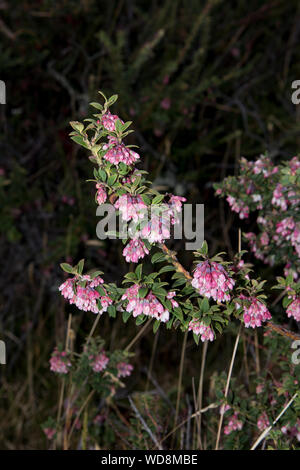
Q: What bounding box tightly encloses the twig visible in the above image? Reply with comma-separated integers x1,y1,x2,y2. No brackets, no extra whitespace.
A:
250,393,298,450
197,341,208,449
159,402,219,446
124,319,152,352
172,330,188,448
215,325,242,450
129,396,163,450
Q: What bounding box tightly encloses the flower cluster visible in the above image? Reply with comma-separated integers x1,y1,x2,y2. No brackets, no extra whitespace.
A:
89,352,109,373
59,275,112,315
117,362,134,378
140,213,171,244
166,291,179,309
215,154,300,316
188,319,215,342
115,194,147,223
226,195,249,219
101,110,121,132
103,136,140,166
192,260,235,302
237,296,272,329
167,195,186,224
281,420,300,442
43,427,56,440
122,238,149,263
224,413,243,435
286,297,300,322
121,284,169,323
257,412,270,431
95,183,107,205
49,348,71,374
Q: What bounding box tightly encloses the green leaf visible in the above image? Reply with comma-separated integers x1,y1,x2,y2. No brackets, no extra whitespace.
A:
107,174,118,186
122,311,131,323
60,263,75,274
193,333,200,345
107,94,118,106
136,315,146,325
153,320,160,333
201,240,208,255
152,194,165,205
90,102,103,110
76,259,85,275
98,169,107,182
70,135,90,149
141,194,151,205
173,307,183,322
135,264,143,280
138,287,148,298
124,272,138,281
172,277,187,287
90,270,103,279
151,252,166,264
158,265,175,275
115,119,123,134
107,305,116,318
200,297,210,313
70,121,84,133
95,286,107,296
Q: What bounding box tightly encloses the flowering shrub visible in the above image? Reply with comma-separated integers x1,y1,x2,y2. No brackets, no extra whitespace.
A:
48,92,300,450
214,153,300,329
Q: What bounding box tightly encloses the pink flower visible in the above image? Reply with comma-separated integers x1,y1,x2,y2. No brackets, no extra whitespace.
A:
260,231,269,247
115,194,147,223
188,319,215,342
224,413,243,435
244,232,266,262
252,155,278,177
122,285,169,323
123,239,149,263
103,137,139,166
284,263,298,281
50,348,71,374
257,412,270,431
140,213,170,243
219,404,231,415
166,291,179,308
240,297,272,328
167,195,186,224
275,217,295,240
291,224,300,257
96,183,107,205
192,260,235,302
226,195,249,219
160,97,171,110
286,298,300,322
281,420,300,442
59,275,112,315
256,384,264,394
117,362,133,378
101,111,122,132
289,156,300,175
89,352,109,372
43,427,56,440
272,184,287,210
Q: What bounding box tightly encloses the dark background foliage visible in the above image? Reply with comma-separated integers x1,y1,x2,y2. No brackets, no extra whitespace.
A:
0,0,299,448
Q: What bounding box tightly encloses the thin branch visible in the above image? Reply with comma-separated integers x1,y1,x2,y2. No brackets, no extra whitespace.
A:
215,325,242,450
250,393,298,450
129,396,163,450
